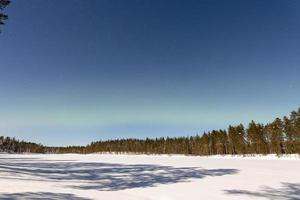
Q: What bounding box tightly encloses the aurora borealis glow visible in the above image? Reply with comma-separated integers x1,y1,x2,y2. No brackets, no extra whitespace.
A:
1,0,300,145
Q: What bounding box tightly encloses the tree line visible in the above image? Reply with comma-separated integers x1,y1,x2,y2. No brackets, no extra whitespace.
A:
1,108,300,155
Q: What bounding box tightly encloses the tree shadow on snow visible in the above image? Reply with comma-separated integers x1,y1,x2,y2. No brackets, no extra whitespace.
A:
0,156,239,191
0,192,91,200
224,182,300,200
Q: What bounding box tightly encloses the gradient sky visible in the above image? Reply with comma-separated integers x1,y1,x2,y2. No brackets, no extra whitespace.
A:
0,0,300,146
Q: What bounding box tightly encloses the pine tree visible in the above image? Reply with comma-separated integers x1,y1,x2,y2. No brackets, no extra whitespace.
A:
228,124,246,154
284,116,295,153
289,109,300,153
265,118,285,154
0,0,10,28
247,121,268,154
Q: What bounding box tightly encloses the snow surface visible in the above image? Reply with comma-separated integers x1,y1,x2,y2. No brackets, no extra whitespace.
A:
0,153,299,200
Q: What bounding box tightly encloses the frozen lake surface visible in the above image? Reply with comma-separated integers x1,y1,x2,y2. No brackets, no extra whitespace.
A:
0,153,299,200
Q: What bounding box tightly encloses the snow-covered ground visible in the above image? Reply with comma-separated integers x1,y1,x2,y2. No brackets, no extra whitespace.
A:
0,153,299,200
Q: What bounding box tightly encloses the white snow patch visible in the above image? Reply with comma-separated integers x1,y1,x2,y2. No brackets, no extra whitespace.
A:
0,153,299,199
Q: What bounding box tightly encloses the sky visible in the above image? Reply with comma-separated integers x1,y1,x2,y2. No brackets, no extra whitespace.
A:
0,0,300,146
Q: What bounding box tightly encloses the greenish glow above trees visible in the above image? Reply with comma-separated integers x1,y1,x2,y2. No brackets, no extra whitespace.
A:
1,108,300,155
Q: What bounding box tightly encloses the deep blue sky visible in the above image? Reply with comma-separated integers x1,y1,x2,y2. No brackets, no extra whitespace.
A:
1,0,300,146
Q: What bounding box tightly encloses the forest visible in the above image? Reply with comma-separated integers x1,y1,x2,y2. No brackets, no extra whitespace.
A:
1,108,300,155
